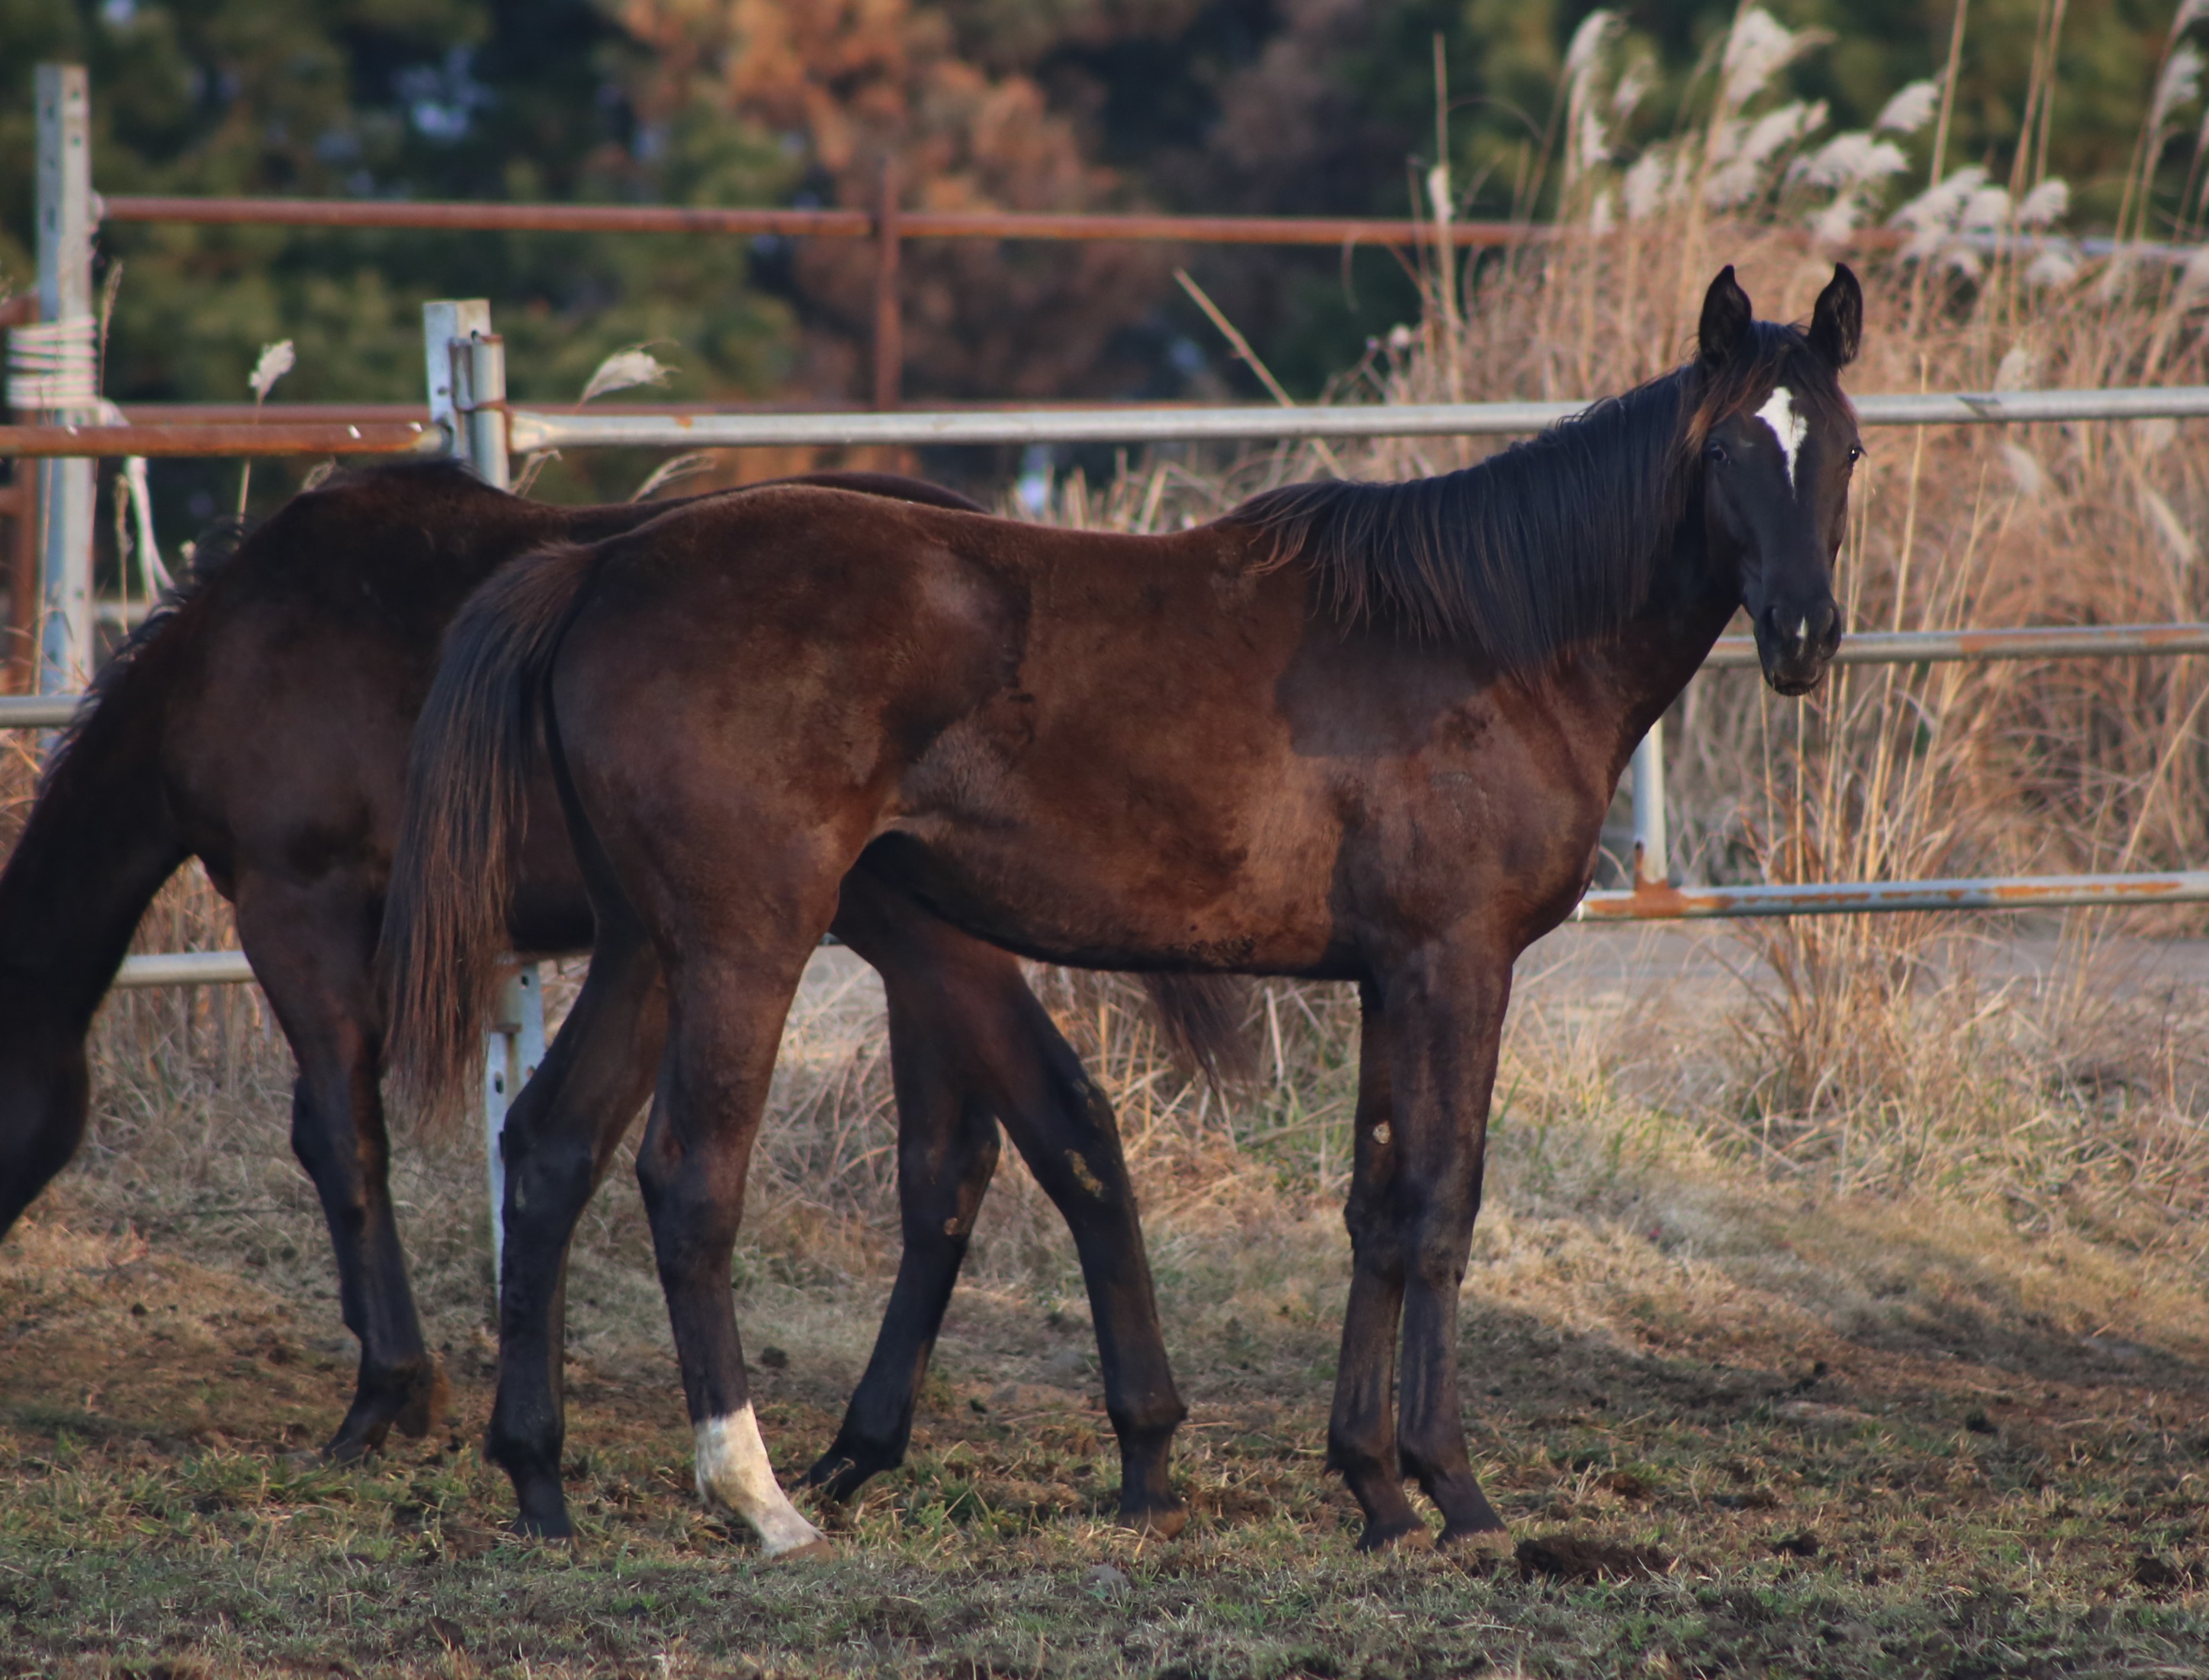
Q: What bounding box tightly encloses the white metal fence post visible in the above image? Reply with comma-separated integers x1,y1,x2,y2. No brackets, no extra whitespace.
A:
423,299,535,1296
1630,728,1668,889
33,65,95,703
480,967,545,1294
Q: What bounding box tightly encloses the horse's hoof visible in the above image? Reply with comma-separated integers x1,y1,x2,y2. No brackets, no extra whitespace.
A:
1119,1501,1187,1541
394,1363,451,1439
1356,1520,1435,1554
320,1430,380,1466
801,1450,881,1504
1438,1519,1511,1554
768,1536,834,1563
512,1511,576,1541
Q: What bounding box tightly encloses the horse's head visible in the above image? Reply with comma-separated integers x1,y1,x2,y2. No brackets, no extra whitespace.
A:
1693,264,1861,696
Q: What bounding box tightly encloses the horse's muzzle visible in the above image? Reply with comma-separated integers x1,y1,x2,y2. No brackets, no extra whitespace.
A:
1755,599,1842,696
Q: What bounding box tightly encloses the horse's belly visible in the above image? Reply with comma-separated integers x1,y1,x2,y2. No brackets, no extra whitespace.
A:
876,735,1336,971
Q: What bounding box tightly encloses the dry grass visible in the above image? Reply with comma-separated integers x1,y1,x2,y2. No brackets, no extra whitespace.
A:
11,921,2209,1675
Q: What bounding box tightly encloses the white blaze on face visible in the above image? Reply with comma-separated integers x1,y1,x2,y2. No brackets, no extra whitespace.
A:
694,1405,824,1557
1754,384,1807,491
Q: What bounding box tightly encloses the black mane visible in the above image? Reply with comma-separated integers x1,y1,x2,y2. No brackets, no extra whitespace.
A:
1228,321,1850,669
37,514,257,791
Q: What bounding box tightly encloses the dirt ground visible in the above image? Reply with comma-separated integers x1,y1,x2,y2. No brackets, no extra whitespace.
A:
5,927,2209,1676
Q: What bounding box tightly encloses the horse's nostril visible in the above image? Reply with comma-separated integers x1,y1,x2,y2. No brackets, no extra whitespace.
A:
1807,599,1841,651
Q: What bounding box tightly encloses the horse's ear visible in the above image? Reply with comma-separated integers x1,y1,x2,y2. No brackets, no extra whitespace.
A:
1807,263,1863,369
1699,266,1754,367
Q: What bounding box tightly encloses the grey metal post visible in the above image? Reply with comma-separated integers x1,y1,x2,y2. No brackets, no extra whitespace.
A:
480,967,545,1296
1630,728,1668,889
34,65,95,698
425,300,534,1293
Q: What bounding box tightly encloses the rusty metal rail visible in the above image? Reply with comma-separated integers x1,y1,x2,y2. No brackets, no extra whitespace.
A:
1,623,2198,743
88,867,2209,992
0,420,441,458
99,193,1534,249
98,870,2209,988
15,603,2209,944
1578,870,2209,921
1703,622,2209,667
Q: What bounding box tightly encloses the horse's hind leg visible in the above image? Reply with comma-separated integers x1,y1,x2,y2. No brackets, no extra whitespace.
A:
233,876,443,1459
980,990,1186,1532
801,891,1002,1503
485,926,666,1537
805,875,1187,1534
638,933,831,1557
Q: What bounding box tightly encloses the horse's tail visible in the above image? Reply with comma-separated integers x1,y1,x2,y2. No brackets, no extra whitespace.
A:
381,541,601,1128
1141,975,1257,1090
0,586,202,1234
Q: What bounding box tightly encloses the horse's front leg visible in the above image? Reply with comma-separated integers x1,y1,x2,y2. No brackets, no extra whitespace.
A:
1327,982,1423,1549
1385,939,1511,1549
233,875,445,1460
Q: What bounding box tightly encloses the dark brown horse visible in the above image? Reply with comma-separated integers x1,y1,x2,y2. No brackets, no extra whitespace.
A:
0,462,1226,1544
386,265,1861,1552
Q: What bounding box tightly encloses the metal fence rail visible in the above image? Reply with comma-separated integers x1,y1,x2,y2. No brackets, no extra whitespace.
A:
1578,871,2209,922
113,950,256,988
1701,623,2209,668
9,624,2202,739
98,193,1540,250
0,420,441,458
11,384,2209,459
500,385,2209,451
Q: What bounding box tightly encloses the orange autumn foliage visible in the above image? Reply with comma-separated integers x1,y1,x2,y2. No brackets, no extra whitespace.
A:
618,0,1170,400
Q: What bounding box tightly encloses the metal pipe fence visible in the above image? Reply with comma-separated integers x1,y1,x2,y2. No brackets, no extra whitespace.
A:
19,62,2209,1326
7,59,2209,987
11,384,2209,459
97,192,1542,249
0,420,440,458
1578,872,2209,922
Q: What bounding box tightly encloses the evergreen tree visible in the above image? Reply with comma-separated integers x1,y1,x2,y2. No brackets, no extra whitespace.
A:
1,0,796,521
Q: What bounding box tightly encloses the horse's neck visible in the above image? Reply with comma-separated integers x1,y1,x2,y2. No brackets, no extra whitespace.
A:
1562,543,1738,783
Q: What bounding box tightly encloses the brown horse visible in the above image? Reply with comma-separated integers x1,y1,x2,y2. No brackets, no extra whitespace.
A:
0,462,1227,1541
386,265,1860,1553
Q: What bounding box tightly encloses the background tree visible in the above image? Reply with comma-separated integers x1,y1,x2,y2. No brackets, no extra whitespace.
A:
0,0,795,524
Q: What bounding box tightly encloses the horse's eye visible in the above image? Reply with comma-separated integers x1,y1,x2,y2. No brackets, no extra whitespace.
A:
1847,443,1864,463
1704,441,1729,465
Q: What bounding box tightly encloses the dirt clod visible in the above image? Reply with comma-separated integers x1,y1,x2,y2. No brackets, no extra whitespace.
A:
2130,1553,2198,1594
1515,1534,1671,1582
